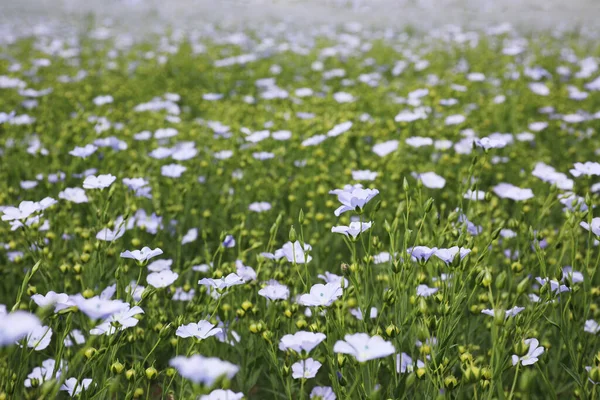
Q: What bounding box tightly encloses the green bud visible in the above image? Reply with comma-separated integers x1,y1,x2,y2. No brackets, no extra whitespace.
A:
288,226,297,242
111,361,125,374
145,367,158,380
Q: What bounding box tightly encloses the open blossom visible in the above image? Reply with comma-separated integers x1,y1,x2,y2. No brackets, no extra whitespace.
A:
31,291,70,310
182,228,198,244
292,358,322,379
69,144,97,158
120,247,163,262
263,241,313,264
298,283,343,307
25,359,66,388
512,338,545,366
415,172,446,189
434,246,471,264
71,295,128,320
310,386,336,400
169,355,239,385
327,121,352,137
258,281,290,301
199,273,245,290
408,246,438,262
570,162,600,177
60,378,93,397
585,320,600,334
372,140,398,157
199,390,244,400
1,201,41,221
147,270,178,288
334,333,395,362
493,183,534,201
24,325,52,350
481,306,525,319
249,202,272,212
352,170,378,181
176,320,222,340
59,187,89,203
397,353,425,374
0,310,41,347
90,305,144,335
416,285,438,297
476,137,508,150
279,331,326,353
83,174,116,189
333,187,379,216
331,221,372,239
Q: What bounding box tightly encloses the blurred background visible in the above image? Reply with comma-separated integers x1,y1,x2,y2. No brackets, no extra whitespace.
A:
1,0,600,33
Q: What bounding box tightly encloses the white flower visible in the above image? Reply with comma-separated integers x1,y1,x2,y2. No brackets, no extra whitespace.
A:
511,338,545,366
120,247,163,262
415,172,446,189
64,329,85,347
71,295,128,320
169,355,239,385
310,386,336,400
235,260,256,282
0,311,41,347
493,183,534,201
93,94,113,106
248,202,272,212
584,319,600,334
298,283,343,307
280,241,312,264
24,325,52,350
333,333,395,362
372,140,398,157
147,270,178,288
331,221,372,239
258,281,290,301
161,164,187,178
69,144,97,158
25,359,66,388
416,285,438,297
1,201,41,221
59,188,89,203
397,353,425,374
182,228,198,244
352,170,378,181
279,331,326,353
476,137,507,150
481,306,525,319
90,305,144,335
147,259,173,272
83,174,116,190
176,320,222,340
31,291,72,312
327,121,352,137
292,358,322,379
199,389,244,400
199,273,245,290
571,162,600,178
60,378,93,397
334,187,379,216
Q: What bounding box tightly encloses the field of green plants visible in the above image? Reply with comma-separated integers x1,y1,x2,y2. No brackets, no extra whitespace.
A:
1,16,600,400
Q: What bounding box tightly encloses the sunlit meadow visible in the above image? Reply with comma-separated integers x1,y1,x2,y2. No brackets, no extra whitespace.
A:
1,1,600,399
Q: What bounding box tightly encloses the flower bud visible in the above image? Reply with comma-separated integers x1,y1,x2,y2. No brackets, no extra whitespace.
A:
111,361,125,375
133,388,144,398
288,226,297,242
444,375,458,390
145,367,158,380
126,369,136,381
385,324,400,338
84,347,97,360
516,277,530,294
